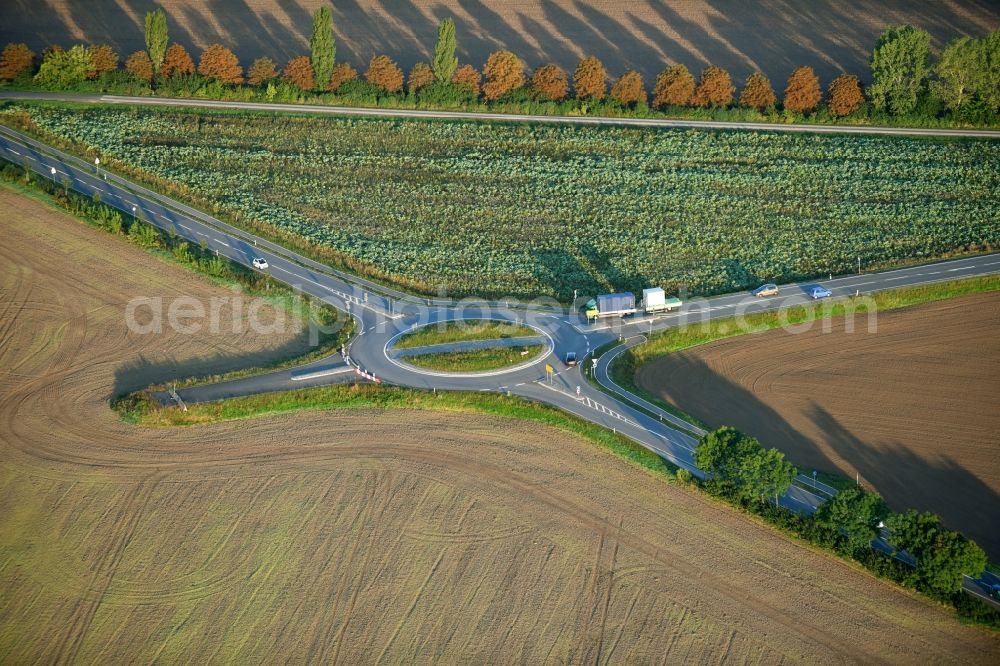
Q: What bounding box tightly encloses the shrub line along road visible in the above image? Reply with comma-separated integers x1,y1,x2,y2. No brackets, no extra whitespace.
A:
4,91,1000,138
2,117,999,606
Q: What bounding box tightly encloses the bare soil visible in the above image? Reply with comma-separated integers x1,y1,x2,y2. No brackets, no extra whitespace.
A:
2,187,999,662
5,1,998,88
637,293,1000,560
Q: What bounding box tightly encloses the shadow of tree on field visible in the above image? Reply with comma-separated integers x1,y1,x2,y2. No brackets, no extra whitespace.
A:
6,1,1000,88
637,347,1000,561
111,324,334,400
806,403,1000,562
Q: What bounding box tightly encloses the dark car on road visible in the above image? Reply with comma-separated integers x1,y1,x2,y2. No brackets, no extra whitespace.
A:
565,351,578,367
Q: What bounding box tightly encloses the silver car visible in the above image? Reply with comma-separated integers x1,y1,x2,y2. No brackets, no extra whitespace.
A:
752,283,779,297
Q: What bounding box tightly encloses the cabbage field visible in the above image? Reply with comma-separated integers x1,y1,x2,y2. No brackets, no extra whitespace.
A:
10,105,1000,299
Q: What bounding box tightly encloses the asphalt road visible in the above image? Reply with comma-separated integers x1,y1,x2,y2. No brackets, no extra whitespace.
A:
4,91,1000,138
2,121,999,607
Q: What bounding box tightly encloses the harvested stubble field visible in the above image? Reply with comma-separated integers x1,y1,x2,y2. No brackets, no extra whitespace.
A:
4,1,999,87
636,292,1000,560
8,104,1000,301
3,189,1000,663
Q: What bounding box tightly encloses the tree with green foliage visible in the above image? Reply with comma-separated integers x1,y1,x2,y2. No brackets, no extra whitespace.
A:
432,17,458,83
310,5,336,91
695,427,762,494
33,44,93,89
931,36,983,113
980,29,1000,112
144,8,168,75
739,447,796,505
886,510,987,598
868,25,931,115
814,487,888,553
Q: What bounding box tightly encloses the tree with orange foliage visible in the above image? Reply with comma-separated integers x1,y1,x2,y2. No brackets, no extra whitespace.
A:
573,55,606,100
611,70,646,106
328,62,357,91
783,66,821,113
827,73,864,116
247,57,277,86
738,71,776,110
365,55,403,93
652,64,694,108
408,62,434,94
451,63,481,97
86,45,118,79
198,44,243,85
125,50,154,83
529,64,568,101
283,56,315,90
483,51,524,101
692,65,735,107
161,43,195,78
0,43,35,81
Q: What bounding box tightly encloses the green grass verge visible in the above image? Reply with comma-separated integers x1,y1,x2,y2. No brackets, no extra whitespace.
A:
403,344,544,372
120,383,679,480
395,319,536,349
610,275,1000,440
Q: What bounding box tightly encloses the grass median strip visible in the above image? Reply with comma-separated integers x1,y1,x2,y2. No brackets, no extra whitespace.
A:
403,344,544,372
395,319,536,348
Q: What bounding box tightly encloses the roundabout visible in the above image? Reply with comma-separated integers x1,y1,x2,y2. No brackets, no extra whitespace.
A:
382,317,555,378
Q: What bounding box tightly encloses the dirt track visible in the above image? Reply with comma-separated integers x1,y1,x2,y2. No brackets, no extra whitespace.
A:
637,293,1000,560
5,1,998,87
2,186,999,662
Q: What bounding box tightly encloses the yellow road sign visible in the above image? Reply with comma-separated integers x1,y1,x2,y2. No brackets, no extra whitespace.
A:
545,364,554,375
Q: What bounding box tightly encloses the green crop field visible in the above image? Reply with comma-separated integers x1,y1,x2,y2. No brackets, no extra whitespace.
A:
6,104,999,300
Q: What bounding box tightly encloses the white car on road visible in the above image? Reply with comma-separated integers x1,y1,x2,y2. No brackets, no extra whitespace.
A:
251,257,269,270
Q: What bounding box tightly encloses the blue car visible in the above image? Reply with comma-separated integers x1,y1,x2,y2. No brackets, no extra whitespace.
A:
810,286,832,299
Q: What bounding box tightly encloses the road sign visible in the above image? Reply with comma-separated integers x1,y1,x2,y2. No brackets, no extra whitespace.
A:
545,364,554,375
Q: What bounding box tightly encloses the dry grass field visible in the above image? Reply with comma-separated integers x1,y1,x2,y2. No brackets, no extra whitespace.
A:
2,186,999,662
5,1,999,87
637,293,1000,561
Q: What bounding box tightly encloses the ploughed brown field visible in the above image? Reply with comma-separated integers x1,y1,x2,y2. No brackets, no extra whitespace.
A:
2,185,999,662
637,293,1000,560
5,1,999,88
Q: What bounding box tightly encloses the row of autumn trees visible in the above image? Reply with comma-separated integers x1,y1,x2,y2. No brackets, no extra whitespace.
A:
694,427,988,601
1,6,998,120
